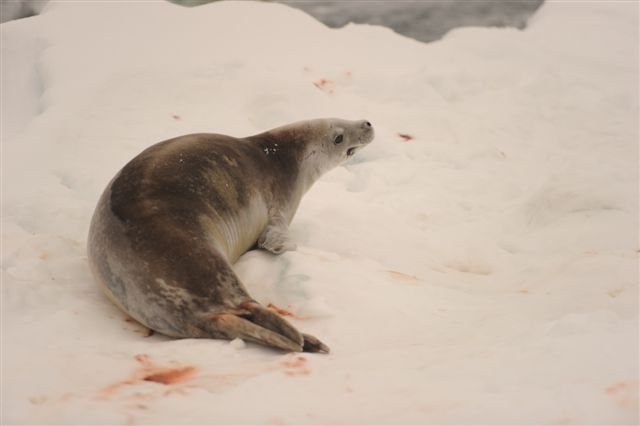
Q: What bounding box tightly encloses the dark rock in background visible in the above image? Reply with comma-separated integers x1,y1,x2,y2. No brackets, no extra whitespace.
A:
279,0,545,43
166,0,545,43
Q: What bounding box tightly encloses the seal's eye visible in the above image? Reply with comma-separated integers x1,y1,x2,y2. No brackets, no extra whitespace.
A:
334,134,344,145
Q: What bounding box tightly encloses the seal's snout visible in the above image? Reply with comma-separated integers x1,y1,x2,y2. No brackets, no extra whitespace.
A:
359,119,375,145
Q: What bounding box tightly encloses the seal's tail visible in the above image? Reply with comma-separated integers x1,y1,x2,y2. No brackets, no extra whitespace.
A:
200,301,330,353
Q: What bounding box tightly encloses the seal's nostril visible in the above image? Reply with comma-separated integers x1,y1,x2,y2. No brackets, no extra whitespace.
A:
363,120,372,128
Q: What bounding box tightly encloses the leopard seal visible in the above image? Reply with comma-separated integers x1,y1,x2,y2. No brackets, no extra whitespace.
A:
87,118,374,353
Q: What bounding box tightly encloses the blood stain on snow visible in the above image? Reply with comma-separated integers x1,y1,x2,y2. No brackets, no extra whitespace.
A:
605,381,639,409
135,354,196,385
171,114,181,121
99,354,197,398
313,78,335,94
387,270,418,281
267,303,295,317
397,133,414,141
104,355,260,399
281,355,310,377
143,366,196,385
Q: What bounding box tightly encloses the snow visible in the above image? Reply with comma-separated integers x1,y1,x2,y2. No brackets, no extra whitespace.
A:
1,1,638,424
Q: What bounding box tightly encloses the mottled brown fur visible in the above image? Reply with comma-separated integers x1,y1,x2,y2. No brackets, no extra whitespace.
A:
88,119,374,352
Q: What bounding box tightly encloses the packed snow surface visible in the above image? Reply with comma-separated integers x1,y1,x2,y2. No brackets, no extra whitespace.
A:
2,1,638,424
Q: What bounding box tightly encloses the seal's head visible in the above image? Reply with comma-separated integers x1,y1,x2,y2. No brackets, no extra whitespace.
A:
306,117,374,182
325,118,375,161
282,117,374,173
256,117,374,193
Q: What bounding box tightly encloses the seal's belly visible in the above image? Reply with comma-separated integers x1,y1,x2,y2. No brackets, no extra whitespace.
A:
199,195,269,263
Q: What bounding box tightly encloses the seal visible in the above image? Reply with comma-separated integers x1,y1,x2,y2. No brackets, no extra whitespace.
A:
87,118,374,353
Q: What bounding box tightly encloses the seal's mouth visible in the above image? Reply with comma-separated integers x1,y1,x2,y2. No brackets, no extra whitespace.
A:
346,123,374,158
347,139,373,158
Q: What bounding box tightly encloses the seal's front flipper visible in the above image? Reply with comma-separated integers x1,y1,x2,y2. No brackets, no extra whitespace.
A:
302,333,330,354
207,313,303,352
258,211,296,255
258,226,296,254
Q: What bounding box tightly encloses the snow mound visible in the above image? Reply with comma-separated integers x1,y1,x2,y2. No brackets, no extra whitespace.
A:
2,1,638,424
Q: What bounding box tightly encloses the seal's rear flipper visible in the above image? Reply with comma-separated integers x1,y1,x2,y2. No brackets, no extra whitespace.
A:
240,302,304,347
241,302,330,354
207,313,304,352
302,333,330,354
201,306,330,353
